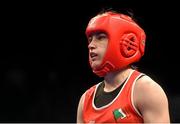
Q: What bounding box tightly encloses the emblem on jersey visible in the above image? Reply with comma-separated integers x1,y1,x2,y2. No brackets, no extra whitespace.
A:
113,108,127,120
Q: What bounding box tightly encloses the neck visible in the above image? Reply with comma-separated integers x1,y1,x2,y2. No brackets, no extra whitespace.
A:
103,67,133,92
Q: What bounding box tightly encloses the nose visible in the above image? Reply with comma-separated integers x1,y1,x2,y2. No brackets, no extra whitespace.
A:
88,39,96,50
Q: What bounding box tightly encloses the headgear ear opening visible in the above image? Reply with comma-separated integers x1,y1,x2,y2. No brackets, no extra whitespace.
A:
120,33,139,58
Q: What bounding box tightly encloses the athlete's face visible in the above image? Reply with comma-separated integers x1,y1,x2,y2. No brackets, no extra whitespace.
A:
88,32,108,70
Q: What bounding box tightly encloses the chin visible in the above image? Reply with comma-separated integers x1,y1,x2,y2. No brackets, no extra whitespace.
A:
91,61,101,70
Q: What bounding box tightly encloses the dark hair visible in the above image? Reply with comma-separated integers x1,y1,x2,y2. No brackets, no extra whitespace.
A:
98,8,138,24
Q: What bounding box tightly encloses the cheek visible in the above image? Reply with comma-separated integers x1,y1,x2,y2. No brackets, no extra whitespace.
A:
100,44,108,59
89,55,102,69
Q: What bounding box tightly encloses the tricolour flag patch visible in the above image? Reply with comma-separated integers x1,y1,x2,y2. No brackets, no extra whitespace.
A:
113,108,127,120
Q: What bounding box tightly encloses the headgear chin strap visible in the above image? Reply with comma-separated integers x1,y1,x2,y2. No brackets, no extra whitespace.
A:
86,12,146,77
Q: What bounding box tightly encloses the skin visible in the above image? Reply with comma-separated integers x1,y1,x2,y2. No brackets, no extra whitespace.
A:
88,32,108,70
77,32,170,123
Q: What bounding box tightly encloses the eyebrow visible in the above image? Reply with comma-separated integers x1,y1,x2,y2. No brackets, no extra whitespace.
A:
88,31,107,37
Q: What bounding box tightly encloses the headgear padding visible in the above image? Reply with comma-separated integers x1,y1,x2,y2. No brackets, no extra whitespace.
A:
86,12,146,77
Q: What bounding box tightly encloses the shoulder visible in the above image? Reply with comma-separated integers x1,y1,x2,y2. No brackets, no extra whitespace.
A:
77,83,100,123
133,74,169,121
77,91,86,123
135,75,167,99
134,75,168,105
135,75,163,92
77,82,100,111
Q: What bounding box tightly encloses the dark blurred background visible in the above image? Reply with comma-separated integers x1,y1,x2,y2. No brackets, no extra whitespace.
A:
0,0,180,122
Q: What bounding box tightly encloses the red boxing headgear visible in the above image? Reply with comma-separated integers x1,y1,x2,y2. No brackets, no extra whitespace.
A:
86,12,146,77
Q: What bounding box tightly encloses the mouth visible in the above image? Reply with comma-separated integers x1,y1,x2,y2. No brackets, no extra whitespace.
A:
90,52,98,61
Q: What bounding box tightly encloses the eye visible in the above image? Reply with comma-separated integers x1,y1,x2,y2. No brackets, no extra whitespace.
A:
96,33,107,41
87,32,108,44
88,36,92,44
